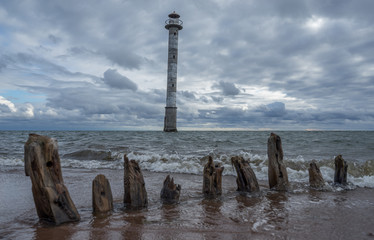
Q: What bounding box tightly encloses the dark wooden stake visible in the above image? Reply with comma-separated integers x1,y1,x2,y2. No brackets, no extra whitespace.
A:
92,174,113,214
308,161,325,188
24,134,80,225
123,155,148,208
202,156,224,196
160,175,181,204
334,155,348,185
231,156,259,192
267,133,289,191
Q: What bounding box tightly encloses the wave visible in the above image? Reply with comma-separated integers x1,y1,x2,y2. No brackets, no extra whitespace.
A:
2,150,373,188
63,149,122,161
126,151,374,188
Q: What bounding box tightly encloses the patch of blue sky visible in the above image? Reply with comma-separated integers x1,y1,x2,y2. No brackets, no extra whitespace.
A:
0,89,45,103
0,25,8,35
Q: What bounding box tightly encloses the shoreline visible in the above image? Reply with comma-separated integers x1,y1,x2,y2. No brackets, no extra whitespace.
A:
1,166,374,239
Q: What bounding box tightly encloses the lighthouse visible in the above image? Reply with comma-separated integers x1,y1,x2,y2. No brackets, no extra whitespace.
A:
164,11,183,132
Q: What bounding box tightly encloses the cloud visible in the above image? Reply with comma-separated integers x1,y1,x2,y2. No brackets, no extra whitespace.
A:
48,34,61,44
213,81,240,96
257,102,287,117
0,61,6,72
211,96,224,103
21,103,34,118
102,69,138,91
0,96,37,120
100,46,142,70
180,90,196,100
0,96,17,113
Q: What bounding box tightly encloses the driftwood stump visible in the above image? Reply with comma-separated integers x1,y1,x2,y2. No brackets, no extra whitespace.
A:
24,134,80,225
231,156,259,192
267,133,289,191
92,174,113,214
202,156,224,196
308,161,325,188
334,155,348,185
123,155,148,208
160,175,181,204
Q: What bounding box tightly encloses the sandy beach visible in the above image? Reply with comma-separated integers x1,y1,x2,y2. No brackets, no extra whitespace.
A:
1,166,374,240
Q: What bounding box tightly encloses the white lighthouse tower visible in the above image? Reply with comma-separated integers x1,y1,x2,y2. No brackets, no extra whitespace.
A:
164,11,183,132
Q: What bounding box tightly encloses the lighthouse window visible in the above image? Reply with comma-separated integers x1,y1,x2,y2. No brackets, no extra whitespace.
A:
173,55,175,59
174,32,177,36
172,84,175,87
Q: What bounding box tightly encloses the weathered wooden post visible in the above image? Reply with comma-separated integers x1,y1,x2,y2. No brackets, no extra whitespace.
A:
308,161,325,188
231,156,259,192
334,155,348,185
123,155,148,208
92,174,113,214
202,156,224,196
160,175,181,204
267,133,289,191
24,134,80,225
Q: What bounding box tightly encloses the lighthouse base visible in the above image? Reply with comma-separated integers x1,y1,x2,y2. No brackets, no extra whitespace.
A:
164,107,177,132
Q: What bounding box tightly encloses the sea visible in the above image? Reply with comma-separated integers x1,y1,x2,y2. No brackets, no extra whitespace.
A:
1,130,373,188
1,130,374,239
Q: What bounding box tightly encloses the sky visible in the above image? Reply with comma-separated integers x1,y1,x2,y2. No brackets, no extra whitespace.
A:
0,0,374,130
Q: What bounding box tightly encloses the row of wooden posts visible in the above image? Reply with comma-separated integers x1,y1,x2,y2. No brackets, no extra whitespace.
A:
24,133,348,225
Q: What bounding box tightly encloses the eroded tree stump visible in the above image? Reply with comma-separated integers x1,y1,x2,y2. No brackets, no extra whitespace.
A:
123,155,148,208
202,156,224,196
160,175,181,204
267,133,289,191
231,156,259,192
334,155,348,185
92,174,113,214
24,134,80,225
308,161,325,188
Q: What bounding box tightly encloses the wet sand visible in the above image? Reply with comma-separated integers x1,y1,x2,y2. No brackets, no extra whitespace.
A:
1,166,374,240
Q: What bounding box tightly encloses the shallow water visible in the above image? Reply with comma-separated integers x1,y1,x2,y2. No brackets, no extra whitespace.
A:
1,167,374,240
1,131,374,188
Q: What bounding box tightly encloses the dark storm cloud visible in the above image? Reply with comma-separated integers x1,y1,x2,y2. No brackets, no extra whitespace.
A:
0,55,14,72
0,104,12,113
102,69,138,91
257,102,287,118
17,80,166,130
180,91,196,100
100,47,143,70
11,53,98,80
178,90,222,106
33,81,160,117
48,34,61,44
0,61,6,72
46,87,121,114
0,0,161,69
213,81,240,96
204,1,373,128
68,47,96,56
191,103,374,130
211,96,224,103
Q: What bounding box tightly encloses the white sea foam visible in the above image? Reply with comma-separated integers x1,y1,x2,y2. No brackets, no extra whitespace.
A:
122,152,374,189
252,219,267,232
0,158,24,167
286,168,309,183
351,175,374,188
2,151,372,188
